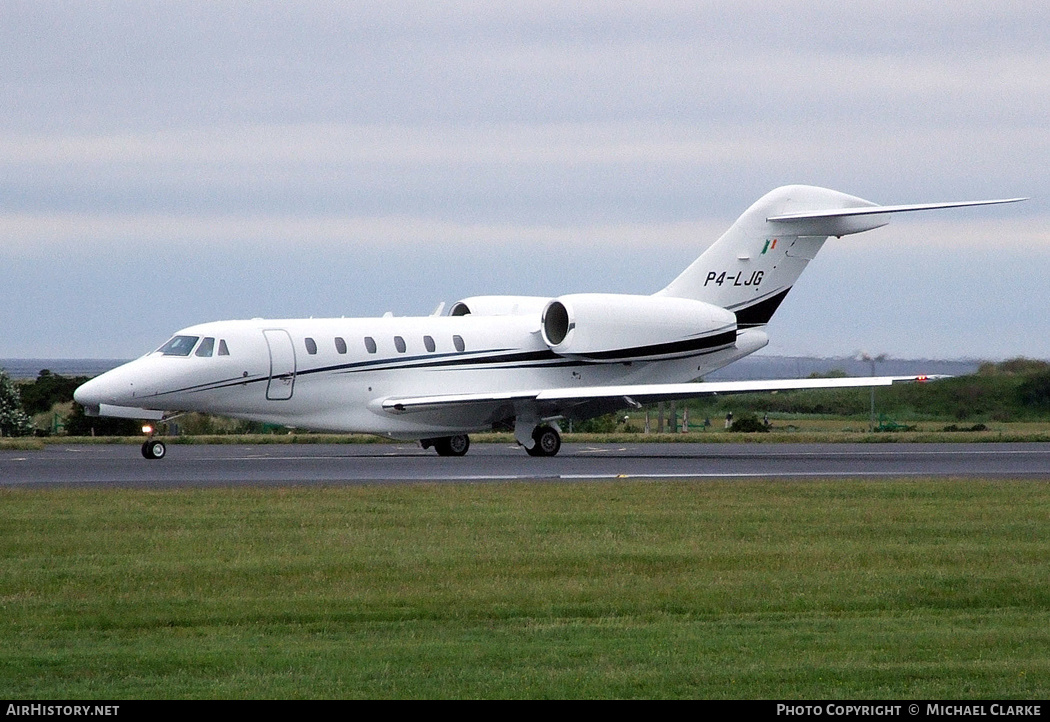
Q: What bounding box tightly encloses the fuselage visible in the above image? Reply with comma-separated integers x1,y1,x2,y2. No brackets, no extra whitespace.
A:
74,314,767,438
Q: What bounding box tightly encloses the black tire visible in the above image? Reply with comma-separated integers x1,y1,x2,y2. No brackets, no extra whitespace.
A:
434,434,470,456
142,439,166,460
529,426,561,457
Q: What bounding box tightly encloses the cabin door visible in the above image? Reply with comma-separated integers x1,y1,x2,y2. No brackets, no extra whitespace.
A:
263,329,296,400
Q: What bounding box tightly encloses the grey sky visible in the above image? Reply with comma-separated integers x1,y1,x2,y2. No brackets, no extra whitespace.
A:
1,1,1046,359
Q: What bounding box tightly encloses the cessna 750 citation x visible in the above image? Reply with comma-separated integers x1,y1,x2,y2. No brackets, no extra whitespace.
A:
74,185,1024,459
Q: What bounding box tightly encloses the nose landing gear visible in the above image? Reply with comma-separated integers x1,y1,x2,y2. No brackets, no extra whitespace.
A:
140,424,166,460
141,438,166,460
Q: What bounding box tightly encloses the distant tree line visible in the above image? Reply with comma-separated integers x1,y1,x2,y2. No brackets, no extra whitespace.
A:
1,369,140,436
686,358,1050,423
19,369,87,414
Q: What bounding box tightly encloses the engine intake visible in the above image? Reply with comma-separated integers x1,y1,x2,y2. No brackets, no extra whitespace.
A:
543,301,571,344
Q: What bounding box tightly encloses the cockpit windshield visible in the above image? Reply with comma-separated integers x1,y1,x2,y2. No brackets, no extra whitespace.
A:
156,335,200,356
195,337,215,357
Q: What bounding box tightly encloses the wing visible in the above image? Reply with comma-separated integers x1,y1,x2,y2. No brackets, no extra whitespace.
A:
382,374,943,422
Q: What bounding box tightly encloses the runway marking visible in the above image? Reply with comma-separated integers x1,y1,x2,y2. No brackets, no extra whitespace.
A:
578,447,1049,454
558,471,1050,480
229,446,1050,458
356,471,1050,482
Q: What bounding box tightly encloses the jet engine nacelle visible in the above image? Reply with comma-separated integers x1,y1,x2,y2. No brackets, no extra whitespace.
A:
449,295,552,317
540,293,738,362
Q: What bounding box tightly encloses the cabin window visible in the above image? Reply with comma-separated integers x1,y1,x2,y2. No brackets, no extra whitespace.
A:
157,335,199,356
364,337,377,354
305,337,318,355
218,339,230,356
335,337,347,354
195,337,215,357
394,336,407,353
453,335,465,352
423,335,436,353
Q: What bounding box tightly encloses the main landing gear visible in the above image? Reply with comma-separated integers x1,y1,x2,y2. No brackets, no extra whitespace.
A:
525,425,561,457
420,426,563,457
422,434,471,457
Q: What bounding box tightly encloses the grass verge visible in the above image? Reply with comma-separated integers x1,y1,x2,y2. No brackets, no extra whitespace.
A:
2,479,1049,698
6,421,1050,451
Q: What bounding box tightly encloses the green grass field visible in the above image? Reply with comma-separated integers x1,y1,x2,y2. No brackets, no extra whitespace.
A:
3,480,1049,699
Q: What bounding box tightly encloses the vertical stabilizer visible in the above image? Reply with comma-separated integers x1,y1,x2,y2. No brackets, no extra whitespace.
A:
655,185,881,327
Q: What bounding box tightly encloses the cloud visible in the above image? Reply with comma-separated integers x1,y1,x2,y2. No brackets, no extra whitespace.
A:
0,207,728,257
2,122,1045,224
0,1,1046,358
5,2,1049,129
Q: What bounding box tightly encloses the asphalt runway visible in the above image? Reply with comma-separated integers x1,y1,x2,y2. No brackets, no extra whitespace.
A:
2,442,1050,487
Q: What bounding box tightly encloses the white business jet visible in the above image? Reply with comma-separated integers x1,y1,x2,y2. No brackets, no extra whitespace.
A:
74,185,1023,459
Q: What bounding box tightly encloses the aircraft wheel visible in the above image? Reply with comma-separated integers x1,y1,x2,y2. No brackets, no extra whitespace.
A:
434,434,470,457
529,426,561,457
142,439,166,460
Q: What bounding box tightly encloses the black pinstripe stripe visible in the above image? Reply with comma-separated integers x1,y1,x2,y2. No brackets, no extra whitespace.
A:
150,329,742,398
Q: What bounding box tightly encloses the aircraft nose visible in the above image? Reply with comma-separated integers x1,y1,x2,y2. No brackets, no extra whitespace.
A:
74,366,141,409
73,376,105,409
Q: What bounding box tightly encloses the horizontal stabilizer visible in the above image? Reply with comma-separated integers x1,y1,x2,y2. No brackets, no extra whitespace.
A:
767,197,1026,222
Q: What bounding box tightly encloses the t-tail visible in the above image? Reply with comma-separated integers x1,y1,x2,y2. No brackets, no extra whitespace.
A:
656,185,1025,328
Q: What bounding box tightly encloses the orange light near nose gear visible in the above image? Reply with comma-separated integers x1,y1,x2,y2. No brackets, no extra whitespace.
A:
142,425,153,435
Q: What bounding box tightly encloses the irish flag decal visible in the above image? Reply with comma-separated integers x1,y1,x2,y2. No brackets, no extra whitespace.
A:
761,238,778,255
